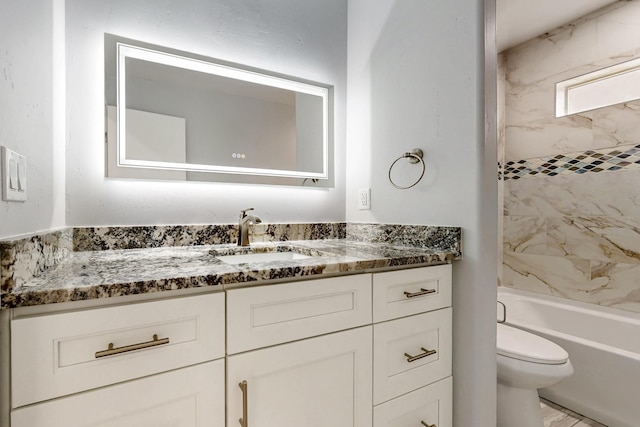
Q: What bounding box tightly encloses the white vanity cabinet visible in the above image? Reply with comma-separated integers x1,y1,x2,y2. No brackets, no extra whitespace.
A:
9,292,226,427
5,263,454,427
372,265,453,427
226,274,374,427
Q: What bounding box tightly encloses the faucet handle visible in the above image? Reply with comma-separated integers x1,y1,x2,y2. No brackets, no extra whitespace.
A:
240,208,255,218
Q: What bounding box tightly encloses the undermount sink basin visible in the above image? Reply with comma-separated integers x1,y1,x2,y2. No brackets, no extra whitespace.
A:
215,251,311,265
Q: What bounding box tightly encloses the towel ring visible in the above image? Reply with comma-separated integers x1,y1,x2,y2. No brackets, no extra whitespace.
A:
388,149,425,189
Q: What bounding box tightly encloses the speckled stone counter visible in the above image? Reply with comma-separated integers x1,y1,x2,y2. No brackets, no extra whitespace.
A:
1,223,462,309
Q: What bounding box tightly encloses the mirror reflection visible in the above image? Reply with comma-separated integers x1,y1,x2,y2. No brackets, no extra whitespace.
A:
105,35,332,186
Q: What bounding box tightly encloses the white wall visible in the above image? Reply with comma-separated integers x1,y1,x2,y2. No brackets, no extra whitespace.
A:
346,1,497,426
0,0,66,239
65,0,347,226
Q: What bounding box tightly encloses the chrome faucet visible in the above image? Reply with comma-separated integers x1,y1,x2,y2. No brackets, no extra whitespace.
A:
237,208,262,246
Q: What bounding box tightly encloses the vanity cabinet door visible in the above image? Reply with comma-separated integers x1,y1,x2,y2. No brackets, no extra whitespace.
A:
227,326,373,427
11,360,225,427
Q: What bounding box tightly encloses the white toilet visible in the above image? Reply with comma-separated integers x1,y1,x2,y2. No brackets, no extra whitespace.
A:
497,323,574,427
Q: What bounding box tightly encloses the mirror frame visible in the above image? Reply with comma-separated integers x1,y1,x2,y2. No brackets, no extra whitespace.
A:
113,41,330,180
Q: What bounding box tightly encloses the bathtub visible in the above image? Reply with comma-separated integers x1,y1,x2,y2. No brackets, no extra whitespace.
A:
497,287,640,427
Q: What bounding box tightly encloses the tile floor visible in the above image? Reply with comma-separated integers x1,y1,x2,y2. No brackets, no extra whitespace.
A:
541,398,607,427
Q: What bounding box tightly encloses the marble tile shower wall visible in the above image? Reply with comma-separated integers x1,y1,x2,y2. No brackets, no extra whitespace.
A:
500,1,640,314
503,149,640,313
503,1,640,161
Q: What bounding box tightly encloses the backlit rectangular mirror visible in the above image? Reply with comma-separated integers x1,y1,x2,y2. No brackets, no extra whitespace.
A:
105,34,332,186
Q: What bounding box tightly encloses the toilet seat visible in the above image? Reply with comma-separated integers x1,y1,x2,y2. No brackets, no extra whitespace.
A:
497,323,568,365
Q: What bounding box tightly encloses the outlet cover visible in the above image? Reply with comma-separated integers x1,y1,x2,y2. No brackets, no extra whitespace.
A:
1,146,27,202
358,188,371,210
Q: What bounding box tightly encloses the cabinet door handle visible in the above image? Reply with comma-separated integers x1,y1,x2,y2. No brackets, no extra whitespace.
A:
404,347,437,363
421,422,436,427
404,288,436,298
239,380,248,427
95,334,170,358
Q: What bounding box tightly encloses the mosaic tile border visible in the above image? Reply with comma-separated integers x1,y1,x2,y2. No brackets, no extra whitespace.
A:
504,144,640,181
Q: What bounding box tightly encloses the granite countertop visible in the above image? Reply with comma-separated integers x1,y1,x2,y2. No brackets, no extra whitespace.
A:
3,239,459,309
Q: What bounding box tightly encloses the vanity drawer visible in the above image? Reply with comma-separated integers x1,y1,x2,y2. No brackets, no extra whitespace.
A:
373,308,452,404
12,359,225,427
227,274,372,354
373,265,451,323
374,376,452,427
11,292,225,408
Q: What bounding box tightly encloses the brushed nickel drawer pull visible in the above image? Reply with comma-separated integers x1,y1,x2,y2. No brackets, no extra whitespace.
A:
239,380,248,427
421,422,436,427
95,334,170,358
404,288,436,298
404,347,437,363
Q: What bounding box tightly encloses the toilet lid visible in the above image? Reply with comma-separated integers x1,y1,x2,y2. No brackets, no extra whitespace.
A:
497,323,569,364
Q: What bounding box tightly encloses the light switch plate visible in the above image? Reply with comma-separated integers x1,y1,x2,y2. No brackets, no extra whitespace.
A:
1,146,27,202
